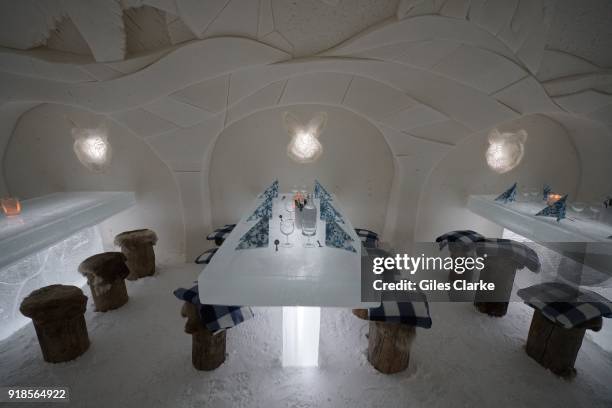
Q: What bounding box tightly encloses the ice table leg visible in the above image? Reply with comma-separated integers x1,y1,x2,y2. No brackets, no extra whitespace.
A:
282,306,320,367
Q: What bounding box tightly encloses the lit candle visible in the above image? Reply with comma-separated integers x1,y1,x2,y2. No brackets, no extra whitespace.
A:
1,197,21,216
547,194,563,206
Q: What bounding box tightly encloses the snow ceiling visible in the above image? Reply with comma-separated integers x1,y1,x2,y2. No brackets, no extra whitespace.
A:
0,0,611,250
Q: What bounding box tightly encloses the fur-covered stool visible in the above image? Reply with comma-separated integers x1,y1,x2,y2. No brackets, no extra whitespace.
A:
174,285,254,371
436,230,485,301
114,229,158,280
206,224,236,246
518,282,612,377
20,285,89,363
354,228,380,249
353,295,432,374
79,252,130,312
473,238,540,317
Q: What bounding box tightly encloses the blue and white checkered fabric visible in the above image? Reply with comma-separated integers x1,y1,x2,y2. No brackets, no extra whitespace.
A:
354,228,379,248
206,224,236,245
194,247,218,264
362,292,432,328
436,230,485,251
475,238,541,272
517,282,612,329
174,285,254,333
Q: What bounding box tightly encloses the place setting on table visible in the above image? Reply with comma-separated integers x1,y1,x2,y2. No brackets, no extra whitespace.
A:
470,182,612,243
197,180,372,308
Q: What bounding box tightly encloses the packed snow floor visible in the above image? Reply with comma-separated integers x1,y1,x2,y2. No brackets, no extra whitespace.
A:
1,263,611,408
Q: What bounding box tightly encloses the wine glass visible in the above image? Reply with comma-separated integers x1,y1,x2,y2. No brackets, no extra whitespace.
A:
588,203,602,221
528,187,540,202
570,201,586,219
518,185,530,203
284,198,295,219
280,220,294,248
302,219,317,248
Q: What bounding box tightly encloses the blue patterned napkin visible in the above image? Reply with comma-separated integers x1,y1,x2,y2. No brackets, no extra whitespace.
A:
495,182,517,203
535,194,567,222
259,180,279,200
325,221,356,253
236,217,269,250
314,180,332,201
247,197,273,221
320,198,344,224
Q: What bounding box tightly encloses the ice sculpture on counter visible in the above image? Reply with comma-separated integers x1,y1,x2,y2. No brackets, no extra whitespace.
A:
0,226,103,340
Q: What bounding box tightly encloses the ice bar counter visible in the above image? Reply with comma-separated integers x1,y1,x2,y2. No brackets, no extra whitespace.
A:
0,192,135,339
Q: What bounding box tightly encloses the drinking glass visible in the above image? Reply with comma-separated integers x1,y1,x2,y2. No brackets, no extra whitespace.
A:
280,220,294,248
528,187,540,202
570,202,586,219
284,199,295,219
518,185,530,203
302,213,317,248
588,203,601,221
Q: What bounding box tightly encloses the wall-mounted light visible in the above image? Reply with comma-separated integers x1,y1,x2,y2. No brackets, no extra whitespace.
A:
72,126,112,173
283,112,327,164
485,128,527,174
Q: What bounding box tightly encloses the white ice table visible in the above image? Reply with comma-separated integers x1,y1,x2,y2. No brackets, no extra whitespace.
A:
198,194,376,366
199,195,374,308
0,191,135,340
467,195,612,279
468,195,612,243
0,191,136,270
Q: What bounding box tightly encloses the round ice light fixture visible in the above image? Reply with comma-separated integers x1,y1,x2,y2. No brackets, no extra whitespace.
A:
485,128,527,174
72,126,112,173
283,112,327,164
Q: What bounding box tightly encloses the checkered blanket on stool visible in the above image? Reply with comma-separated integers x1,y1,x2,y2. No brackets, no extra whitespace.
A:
517,282,612,329
358,292,432,329
174,285,254,333
475,238,541,272
194,247,218,264
206,224,236,244
436,230,485,250
354,228,379,248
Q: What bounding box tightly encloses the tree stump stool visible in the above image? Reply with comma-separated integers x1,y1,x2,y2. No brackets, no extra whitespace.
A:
368,321,415,374
19,285,89,363
473,256,519,317
352,309,417,374
78,252,130,312
181,302,226,371
114,229,158,280
525,309,602,378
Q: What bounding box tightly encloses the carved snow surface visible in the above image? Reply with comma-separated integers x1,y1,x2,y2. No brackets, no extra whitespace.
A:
0,227,103,340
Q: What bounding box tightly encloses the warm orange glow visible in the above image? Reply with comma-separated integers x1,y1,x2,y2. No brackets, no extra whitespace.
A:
547,194,563,206
1,197,21,216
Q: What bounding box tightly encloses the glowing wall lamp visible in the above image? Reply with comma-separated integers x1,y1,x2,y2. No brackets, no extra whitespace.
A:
72,126,112,173
283,112,327,164
485,128,527,174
